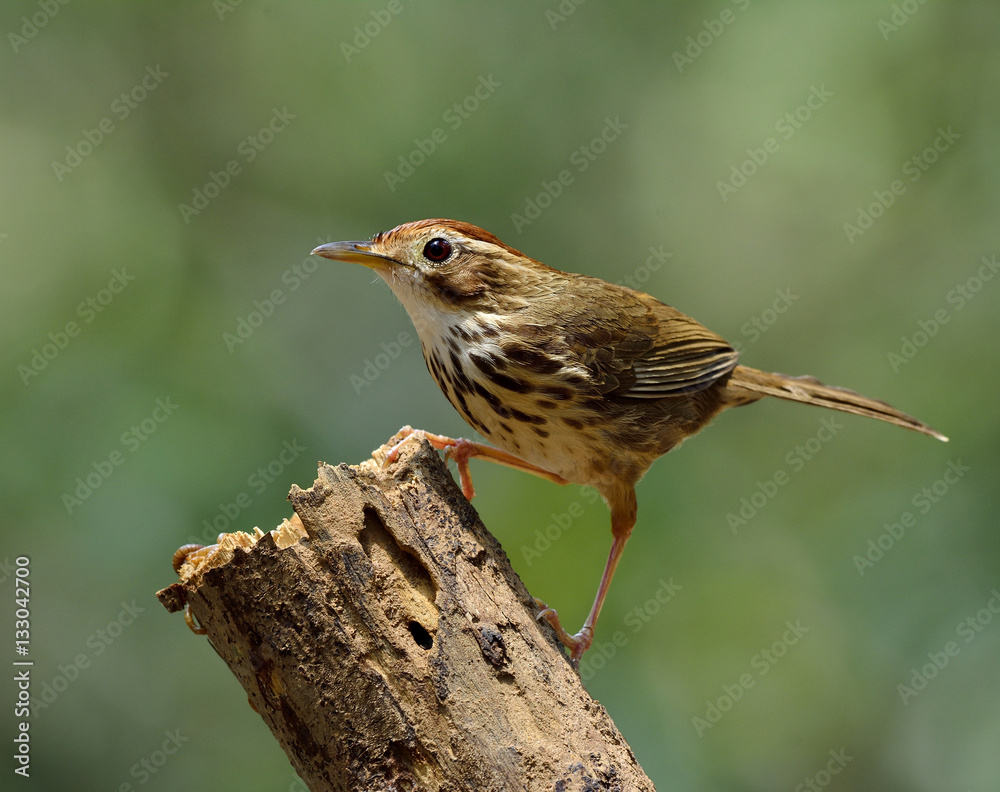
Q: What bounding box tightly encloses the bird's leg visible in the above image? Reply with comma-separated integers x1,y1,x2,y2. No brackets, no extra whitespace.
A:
384,425,568,500
536,488,637,663
535,535,628,662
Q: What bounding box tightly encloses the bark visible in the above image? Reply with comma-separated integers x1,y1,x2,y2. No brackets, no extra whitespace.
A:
157,431,655,792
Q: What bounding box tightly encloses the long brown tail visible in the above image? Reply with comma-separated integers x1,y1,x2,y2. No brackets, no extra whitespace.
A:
725,365,948,442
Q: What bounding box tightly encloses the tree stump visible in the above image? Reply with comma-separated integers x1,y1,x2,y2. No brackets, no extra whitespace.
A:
157,431,655,791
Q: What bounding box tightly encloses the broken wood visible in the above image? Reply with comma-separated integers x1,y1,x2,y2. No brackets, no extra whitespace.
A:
157,431,655,791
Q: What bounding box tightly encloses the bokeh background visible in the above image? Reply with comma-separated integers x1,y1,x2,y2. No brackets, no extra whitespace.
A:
2,2,998,790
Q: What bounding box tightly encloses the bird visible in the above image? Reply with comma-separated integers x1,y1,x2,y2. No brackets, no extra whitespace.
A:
313,219,946,662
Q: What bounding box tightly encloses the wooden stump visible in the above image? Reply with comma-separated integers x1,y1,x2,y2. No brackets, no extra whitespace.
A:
157,431,655,791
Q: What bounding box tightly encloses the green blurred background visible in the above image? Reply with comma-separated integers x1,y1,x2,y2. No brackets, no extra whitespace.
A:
2,2,998,789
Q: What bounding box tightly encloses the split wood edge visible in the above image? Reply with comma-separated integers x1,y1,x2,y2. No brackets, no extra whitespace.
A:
156,432,655,792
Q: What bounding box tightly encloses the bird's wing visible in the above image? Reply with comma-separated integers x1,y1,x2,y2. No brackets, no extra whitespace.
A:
566,287,739,399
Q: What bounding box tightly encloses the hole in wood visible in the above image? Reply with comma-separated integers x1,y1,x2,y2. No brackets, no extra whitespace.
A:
358,505,438,612
408,620,433,650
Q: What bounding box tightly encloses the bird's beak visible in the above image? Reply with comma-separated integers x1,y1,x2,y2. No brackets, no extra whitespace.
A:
311,240,396,269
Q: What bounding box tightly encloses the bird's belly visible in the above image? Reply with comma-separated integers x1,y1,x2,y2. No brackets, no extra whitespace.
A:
428,361,582,481
475,399,599,484
445,371,642,489
421,327,658,490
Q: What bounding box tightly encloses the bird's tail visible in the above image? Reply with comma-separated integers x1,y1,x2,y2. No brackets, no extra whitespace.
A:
724,365,948,442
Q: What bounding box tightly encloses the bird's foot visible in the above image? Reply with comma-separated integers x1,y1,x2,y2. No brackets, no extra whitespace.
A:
533,597,593,663
383,426,569,500
384,426,478,498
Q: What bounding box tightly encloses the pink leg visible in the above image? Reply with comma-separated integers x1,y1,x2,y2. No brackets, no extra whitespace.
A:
385,426,569,500
536,488,637,663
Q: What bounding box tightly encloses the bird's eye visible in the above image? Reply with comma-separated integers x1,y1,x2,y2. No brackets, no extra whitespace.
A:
422,238,452,263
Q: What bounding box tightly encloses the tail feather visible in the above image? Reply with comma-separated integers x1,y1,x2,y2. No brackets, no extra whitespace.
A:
726,365,948,442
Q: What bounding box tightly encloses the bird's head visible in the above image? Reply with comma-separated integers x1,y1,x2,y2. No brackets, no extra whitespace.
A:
312,219,552,317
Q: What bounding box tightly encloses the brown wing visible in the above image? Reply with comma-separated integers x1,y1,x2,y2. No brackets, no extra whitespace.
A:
564,284,739,399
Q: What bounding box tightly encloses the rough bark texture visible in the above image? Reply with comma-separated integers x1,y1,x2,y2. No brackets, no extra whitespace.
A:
157,432,655,792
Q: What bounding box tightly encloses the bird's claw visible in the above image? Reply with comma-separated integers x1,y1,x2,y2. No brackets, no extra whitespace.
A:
442,438,476,499
184,604,207,635
533,597,593,663
382,426,477,500
383,425,415,468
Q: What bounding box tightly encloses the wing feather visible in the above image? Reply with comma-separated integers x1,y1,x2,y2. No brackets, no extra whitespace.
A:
564,286,738,399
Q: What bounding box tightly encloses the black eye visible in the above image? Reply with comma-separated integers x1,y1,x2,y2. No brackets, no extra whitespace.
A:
423,238,452,262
